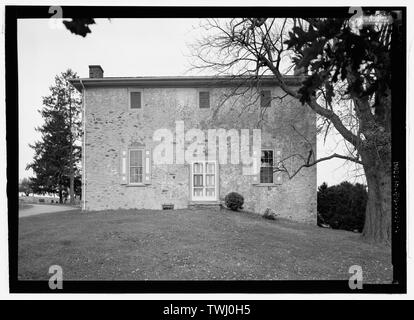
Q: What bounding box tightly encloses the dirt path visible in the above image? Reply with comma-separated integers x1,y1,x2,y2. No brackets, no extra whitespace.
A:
19,204,78,218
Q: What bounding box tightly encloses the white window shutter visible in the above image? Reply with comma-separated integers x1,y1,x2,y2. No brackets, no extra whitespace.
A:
252,149,260,185
120,150,127,185
275,150,282,184
144,147,152,184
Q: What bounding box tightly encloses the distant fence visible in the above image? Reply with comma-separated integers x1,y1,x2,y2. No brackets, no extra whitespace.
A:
19,195,81,205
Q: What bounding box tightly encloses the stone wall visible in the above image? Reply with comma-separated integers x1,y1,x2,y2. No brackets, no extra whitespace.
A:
83,85,316,222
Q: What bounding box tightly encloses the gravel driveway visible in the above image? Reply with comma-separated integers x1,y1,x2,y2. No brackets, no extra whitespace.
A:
19,204,78,218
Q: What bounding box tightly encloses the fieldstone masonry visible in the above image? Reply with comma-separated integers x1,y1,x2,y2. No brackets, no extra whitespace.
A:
72,71,316,222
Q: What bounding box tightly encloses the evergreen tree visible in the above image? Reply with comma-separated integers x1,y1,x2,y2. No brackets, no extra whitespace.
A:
26,69,82,203
317,181,368,232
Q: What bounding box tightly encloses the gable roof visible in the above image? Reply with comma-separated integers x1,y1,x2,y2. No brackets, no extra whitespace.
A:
69,75,305,92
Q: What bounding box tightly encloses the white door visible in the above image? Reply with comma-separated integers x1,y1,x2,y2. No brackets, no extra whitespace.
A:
191,161,217,201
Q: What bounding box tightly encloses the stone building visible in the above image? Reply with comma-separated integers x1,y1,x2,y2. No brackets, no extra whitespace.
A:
70,65,316,222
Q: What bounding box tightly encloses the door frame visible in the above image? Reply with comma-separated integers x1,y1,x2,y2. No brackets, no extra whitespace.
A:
190,160,219,202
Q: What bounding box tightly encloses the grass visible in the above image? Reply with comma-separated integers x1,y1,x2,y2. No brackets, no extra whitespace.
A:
18,208,392,282
18,203,33,210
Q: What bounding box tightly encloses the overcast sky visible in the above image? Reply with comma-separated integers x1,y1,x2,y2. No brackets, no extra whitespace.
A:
18,18,365,186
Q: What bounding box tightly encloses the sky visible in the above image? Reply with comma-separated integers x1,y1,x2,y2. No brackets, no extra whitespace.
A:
18,18,365,187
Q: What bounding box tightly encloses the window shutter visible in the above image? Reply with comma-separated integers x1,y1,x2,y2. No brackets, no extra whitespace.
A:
275,150,283,184
252,149,260,185
120,150,127,185
130,92,141,109
199,91,210,108
144,147,152,184
260,90,271,108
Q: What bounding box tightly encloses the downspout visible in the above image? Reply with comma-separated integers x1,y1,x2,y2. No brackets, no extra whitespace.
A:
80,79,86,211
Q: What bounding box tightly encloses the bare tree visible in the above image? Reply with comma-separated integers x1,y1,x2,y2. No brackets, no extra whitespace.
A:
191,13,398,244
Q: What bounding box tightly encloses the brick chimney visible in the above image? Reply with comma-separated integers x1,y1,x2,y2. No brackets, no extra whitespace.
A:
89,65,104,78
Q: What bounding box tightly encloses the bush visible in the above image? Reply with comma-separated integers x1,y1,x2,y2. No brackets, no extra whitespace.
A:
263,208,278,220
224,192,244,211
317,181,367,232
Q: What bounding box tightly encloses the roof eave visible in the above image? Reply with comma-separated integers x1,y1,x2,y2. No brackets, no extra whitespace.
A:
69,75,305,92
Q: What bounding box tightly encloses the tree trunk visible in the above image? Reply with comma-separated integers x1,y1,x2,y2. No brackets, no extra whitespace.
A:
361,150,391,244
59,187,63,204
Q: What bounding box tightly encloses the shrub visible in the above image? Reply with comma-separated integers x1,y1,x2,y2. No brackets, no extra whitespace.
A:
224,192,244,211
317,181,367,232
263,208,278,220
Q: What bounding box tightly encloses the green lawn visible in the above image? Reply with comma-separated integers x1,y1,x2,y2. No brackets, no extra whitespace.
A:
18,203,33,210
18,208,392,282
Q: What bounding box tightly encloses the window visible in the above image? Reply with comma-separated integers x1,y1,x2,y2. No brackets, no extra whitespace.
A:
260,90,271,108
260,149,274,183
193,162,204,197
130,91,142,109
129,149,143,183
199,91,210,108
192,161,217,200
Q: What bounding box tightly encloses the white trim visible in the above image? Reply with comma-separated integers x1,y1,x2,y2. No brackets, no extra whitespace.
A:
145,150,150,175
80,79,86,210
121,151,127,180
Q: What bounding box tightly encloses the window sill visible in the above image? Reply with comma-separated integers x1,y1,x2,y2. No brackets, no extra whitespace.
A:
254,183,281,187
126,183,147,187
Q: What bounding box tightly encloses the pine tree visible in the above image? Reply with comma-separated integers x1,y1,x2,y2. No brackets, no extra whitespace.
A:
27,69,82,204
